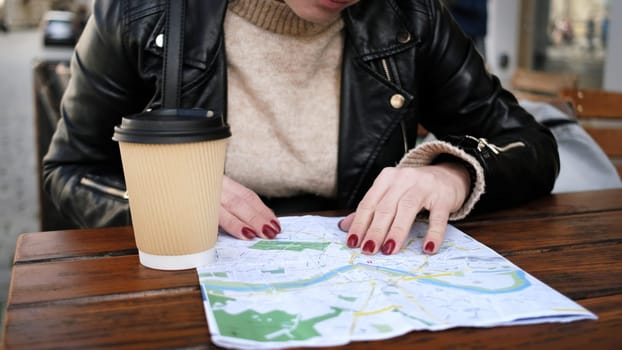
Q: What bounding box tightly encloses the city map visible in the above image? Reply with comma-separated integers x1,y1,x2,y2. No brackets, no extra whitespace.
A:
197,216,596,349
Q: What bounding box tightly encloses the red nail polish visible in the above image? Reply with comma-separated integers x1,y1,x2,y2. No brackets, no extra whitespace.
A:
362,240,376,253
241,227,256,239
424,241,435,253
347,234,359,248
381,239,396,255
271,220,281,233
262,225,277,239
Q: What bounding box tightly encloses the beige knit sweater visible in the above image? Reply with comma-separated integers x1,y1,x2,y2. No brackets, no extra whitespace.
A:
224,0,485,219
225,0,342,198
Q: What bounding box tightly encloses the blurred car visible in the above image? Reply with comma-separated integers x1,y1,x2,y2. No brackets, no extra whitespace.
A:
41,11,77,47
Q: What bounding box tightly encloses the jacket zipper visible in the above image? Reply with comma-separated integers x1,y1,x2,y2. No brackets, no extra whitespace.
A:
381,59,392,83
381,58,409,154
80,177,129,200
465,135,526,155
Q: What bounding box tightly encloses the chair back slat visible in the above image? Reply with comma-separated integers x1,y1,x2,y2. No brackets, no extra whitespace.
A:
560,88,622,178
511,68,578,101
559,88,622,118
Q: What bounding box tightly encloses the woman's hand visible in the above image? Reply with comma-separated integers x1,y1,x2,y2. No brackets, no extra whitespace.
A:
338,162,470,255
218,175,281,240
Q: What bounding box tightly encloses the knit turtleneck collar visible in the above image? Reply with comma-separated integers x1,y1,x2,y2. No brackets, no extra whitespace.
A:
228,0,340,36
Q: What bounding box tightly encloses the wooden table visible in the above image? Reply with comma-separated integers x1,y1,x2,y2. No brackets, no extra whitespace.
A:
3,189,622,349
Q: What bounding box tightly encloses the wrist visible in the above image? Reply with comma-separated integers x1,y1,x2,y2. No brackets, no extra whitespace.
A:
432,154,475,201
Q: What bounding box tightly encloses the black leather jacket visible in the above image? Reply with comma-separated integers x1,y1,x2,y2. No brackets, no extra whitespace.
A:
43,0,559,228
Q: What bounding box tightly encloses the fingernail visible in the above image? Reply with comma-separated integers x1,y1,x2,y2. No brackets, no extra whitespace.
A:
424,241,435,254
362,240,375,254
347,234,359,248
262,224,277,239
337,219,345,231
241,227,257,239
271,220,281,233
381,239,396,255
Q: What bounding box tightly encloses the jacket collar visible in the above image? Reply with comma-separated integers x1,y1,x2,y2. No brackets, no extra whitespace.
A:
343,0,417,61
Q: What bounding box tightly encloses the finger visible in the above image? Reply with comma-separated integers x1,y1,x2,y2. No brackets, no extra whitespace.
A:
219,206,257,240
338,213,355,232
221,177,278,239
347,168,395,249
360,187,404,255
339,213,360,248
422,206,450,255
380,188,423,255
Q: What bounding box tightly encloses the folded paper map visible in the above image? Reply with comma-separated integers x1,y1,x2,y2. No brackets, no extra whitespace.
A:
197,216,596,349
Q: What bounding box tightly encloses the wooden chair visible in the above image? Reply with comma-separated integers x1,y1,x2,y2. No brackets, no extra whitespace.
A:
511,68,578,102
559,88,622,178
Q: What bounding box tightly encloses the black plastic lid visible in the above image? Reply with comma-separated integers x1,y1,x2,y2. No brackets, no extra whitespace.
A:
113,109,230,144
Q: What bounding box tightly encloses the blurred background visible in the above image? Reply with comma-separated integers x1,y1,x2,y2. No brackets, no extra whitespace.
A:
0,0,620,329
0,0,92,328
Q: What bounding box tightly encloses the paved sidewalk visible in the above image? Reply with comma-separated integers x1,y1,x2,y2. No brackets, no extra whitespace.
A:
0,29,72,329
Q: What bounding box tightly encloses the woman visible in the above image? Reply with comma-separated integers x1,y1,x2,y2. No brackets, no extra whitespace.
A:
43,0,559,256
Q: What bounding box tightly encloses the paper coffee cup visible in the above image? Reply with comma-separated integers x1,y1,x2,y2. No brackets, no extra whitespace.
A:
113,109,230,270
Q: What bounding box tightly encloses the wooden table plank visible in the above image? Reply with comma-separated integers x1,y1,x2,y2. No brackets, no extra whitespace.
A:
14,226,137,263
3,290,212,350
460,211,622,253
4,291,621,350
464,188,622,222
7,255,198,306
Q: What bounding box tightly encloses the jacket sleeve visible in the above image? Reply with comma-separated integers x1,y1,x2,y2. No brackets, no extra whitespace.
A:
42,0,149,227
417,0,560,213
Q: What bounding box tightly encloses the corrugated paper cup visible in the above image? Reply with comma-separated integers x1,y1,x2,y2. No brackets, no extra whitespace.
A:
113,109,230,270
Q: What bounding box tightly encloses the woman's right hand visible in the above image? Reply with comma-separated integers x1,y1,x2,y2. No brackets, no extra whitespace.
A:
219,175,281,240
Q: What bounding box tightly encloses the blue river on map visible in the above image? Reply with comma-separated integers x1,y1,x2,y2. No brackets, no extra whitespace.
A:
201,263,531,294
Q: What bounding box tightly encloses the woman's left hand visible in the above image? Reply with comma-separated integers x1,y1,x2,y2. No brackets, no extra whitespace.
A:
338,162,470,255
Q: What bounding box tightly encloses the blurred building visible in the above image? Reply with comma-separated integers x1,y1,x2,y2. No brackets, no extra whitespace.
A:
486,0,619,91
